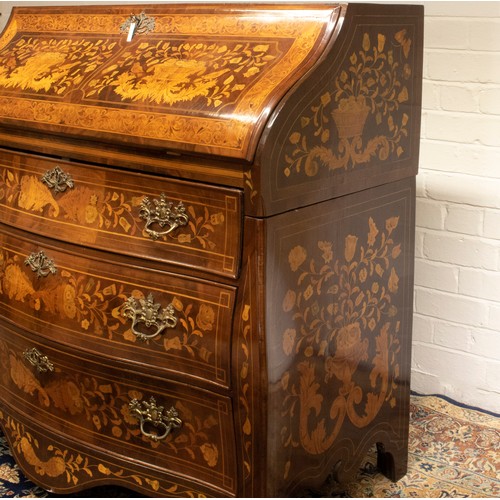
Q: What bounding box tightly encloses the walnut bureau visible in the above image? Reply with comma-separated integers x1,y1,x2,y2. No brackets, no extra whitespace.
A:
0,3,423,497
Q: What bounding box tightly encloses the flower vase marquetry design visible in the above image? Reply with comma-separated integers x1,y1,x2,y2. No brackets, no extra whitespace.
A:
331,96,371,139
284,29,414,180
277,213,404,481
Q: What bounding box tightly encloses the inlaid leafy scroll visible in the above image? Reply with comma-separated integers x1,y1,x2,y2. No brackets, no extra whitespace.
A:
86,40,278,107
0,35,278,108
283,29,414,180
278,213,403,479
0,410,210,496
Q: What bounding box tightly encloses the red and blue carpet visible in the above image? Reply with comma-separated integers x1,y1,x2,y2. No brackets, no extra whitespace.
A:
0,394,498,498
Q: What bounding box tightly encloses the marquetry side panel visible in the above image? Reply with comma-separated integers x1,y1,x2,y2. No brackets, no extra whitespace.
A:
264,178,415,495
253,5,424,216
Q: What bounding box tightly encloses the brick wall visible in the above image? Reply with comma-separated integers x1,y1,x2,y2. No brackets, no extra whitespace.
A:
414,1,500,413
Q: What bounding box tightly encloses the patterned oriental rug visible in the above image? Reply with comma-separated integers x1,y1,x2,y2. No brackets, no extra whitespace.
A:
0,394,498,498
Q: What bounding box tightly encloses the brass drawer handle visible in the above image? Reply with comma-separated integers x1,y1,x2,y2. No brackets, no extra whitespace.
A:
41,165,74,194
122,293,177,341
129,397,182,442
25,250,57,278
23,347,54,373
139,193,189,240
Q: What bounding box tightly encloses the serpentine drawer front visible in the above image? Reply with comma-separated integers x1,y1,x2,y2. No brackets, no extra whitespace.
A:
0,149,242,278
0,324,237,497
0,3,423,497
0,225,235,389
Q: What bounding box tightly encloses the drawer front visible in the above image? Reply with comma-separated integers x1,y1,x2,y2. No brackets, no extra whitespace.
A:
0,326,237,496
0,149,241,278
0,407,226,498
0,226,234,388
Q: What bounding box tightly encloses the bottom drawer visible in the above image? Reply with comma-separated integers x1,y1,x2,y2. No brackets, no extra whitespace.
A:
0,404,225,497
0,323,236,496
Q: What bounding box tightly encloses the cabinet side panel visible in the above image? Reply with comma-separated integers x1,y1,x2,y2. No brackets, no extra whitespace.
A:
253,4,423,216
265,178,415,496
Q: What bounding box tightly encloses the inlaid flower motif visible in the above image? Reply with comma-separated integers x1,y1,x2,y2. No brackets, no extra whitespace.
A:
164,336,182,351
282,289,296,312
210,212,225,225
304,284,314,301
171,297,184,311
196,304,215,331
2,51,68,92
63,284,77,319
388,267,399,293
86,40,276,108
92,415,102,430
200,442,219,467
3,264,35,302
325,322,369,385
84,195,99,224
395,29,412,58
112,58,213,105
359,268,368,283
288,245,307,272
386,216,400,234
367,217,379,246
318,240,333,263
283,328,296,356
9,355,45,402
403,63,412,80
344,235,358,262
47,380,84,416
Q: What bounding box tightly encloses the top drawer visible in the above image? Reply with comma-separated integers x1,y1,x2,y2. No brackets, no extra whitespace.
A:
0,149,241,278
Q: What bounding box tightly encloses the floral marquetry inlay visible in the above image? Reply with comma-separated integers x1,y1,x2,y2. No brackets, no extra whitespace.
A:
86,41,279,107
283,28,414,180
0,411,211,496
0,6,338,158
278,213,404,478
0,37,117,95
0,167,224,250
0,244,231,382
0,341,224,472
0,162,239,278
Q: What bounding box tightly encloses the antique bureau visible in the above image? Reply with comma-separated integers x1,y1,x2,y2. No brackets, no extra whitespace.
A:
0,3,423,497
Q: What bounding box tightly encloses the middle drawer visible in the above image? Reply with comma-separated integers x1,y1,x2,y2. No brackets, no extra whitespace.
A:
0,225,235,389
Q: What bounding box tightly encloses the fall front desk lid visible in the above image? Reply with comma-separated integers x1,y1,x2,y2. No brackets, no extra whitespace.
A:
0,4,341,161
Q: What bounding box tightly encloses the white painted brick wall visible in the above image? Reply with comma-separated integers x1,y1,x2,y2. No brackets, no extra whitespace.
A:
414,2,500,413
